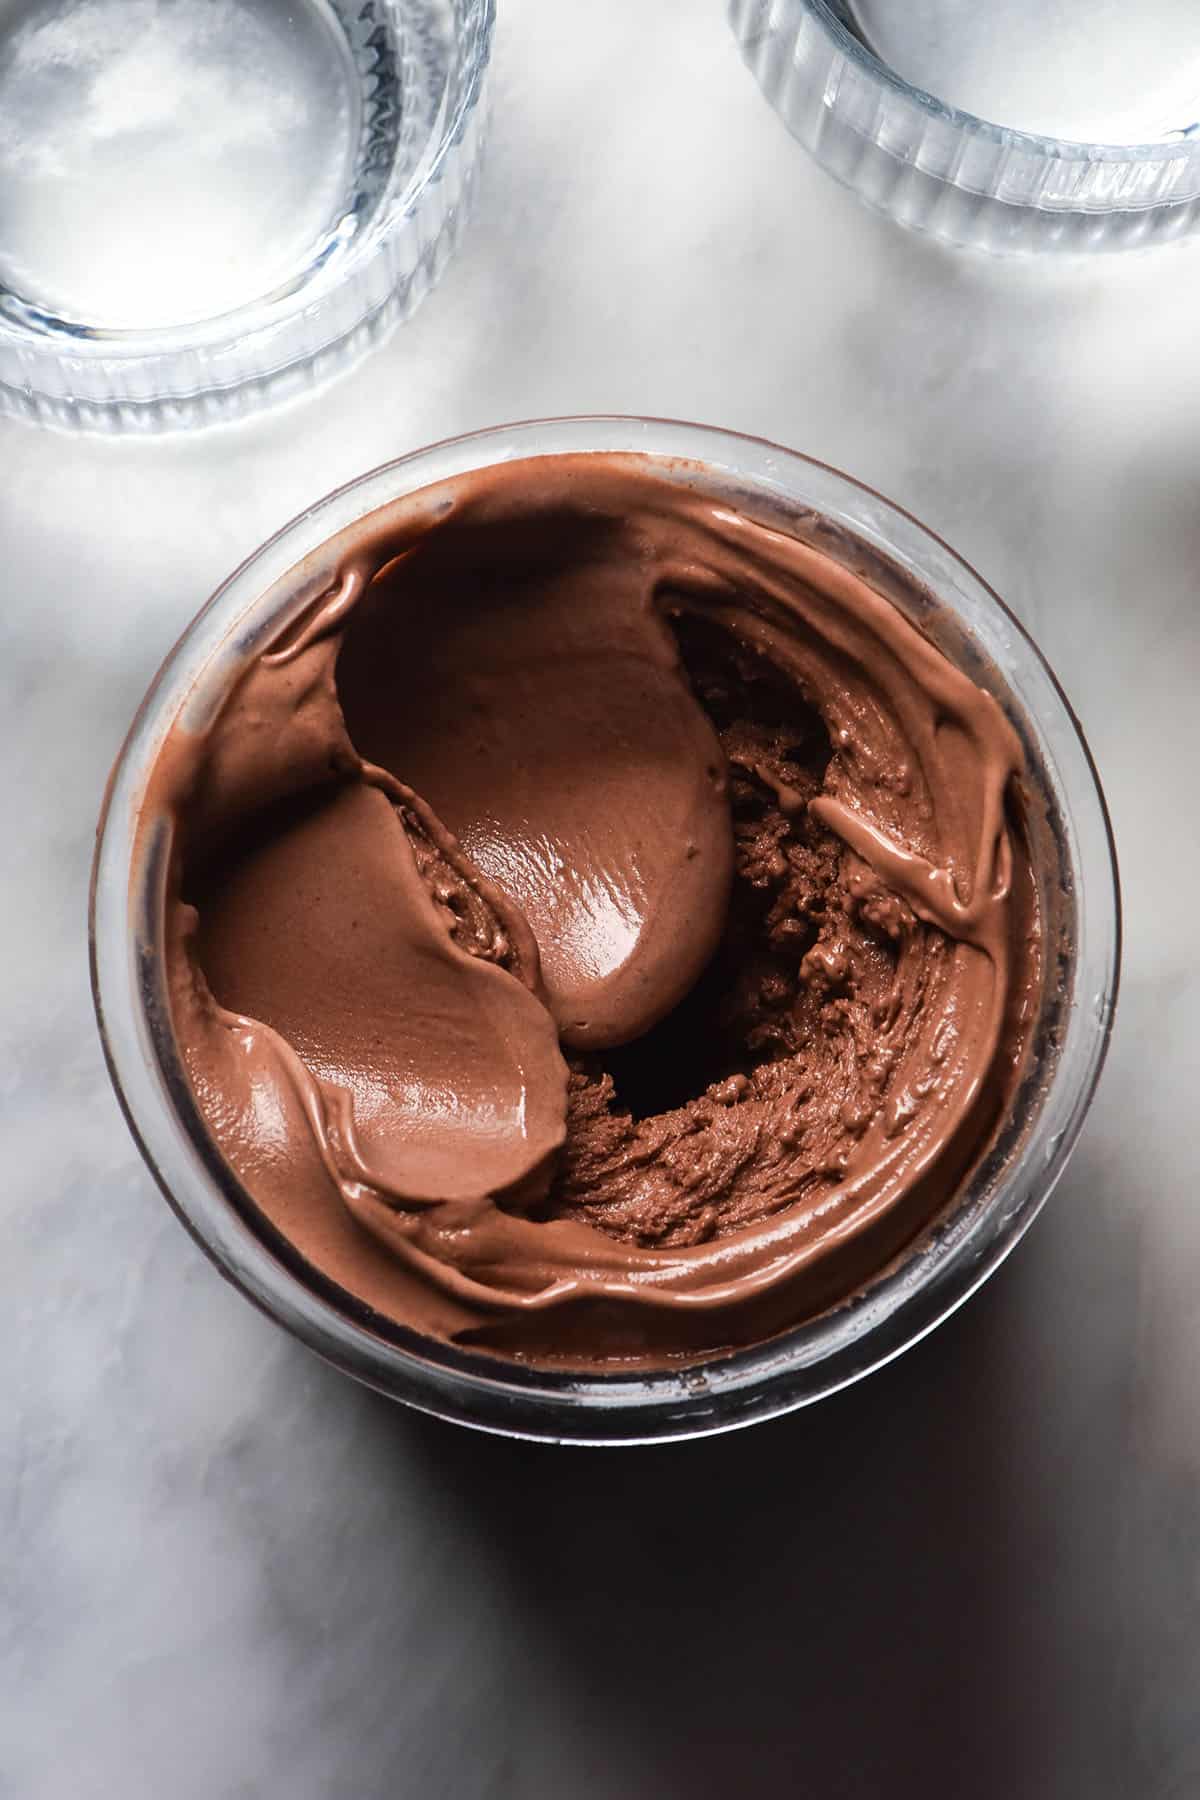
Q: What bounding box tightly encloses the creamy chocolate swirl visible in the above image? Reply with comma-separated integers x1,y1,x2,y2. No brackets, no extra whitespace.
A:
162,456,1041,1366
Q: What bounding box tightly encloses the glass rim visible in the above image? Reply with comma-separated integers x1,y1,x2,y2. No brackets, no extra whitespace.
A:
90,415,1122,1444
0,0,494,429
0,0,494,359
805,0,1200,163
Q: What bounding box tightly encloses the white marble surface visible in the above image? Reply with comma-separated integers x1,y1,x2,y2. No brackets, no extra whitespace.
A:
4,2,1200,1793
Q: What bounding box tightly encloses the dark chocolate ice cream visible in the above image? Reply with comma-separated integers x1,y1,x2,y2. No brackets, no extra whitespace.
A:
158,455,1042,1366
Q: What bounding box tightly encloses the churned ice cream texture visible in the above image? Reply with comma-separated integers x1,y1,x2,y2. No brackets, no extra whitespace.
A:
161,456,1042,1366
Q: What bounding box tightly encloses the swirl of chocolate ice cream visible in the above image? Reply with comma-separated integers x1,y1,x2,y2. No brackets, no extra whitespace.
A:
162,456,1041,1366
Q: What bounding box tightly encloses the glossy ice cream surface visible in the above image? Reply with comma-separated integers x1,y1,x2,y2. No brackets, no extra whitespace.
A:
159,455,1042,1367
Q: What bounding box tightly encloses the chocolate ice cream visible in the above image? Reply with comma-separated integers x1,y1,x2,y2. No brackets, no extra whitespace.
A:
158,456,1042,1367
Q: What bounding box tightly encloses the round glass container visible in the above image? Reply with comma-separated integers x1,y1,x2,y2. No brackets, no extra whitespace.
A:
0,0,492,431
90,417,1120,1443
730,0,1200,251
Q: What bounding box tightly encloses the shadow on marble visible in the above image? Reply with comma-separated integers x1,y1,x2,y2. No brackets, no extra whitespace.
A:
349,1153,1131,1800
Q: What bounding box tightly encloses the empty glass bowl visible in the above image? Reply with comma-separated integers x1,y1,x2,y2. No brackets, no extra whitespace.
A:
730,0,1200,251
0,0,492,429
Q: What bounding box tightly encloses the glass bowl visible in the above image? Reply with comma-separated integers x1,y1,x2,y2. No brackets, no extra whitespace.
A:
90,417,1120,1443
0,0,492,432
730,0,1200,251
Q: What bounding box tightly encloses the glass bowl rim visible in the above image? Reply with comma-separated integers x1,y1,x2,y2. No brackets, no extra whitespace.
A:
90,414,1122,1444
0,0,495,364
802,0,1200,164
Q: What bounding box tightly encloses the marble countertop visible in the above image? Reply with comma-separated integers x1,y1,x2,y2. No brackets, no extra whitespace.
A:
5,2,1199,1794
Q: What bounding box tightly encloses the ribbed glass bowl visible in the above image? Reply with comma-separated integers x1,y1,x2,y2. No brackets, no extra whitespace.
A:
0,0,491,432
730,0,1200,251
90,417,1120,1443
